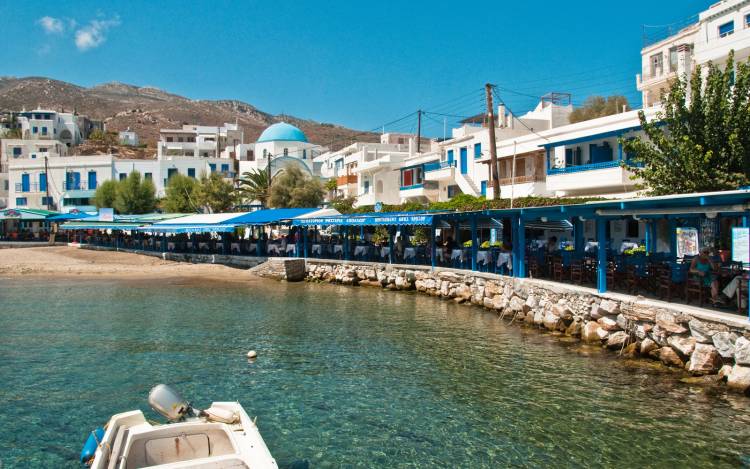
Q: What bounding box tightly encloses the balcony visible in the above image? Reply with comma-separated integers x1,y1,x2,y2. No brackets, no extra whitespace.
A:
15,182,41,193
399,181,439,201
337,174,357,186
424,160,456,182
546,160,641,193
498,174,544,185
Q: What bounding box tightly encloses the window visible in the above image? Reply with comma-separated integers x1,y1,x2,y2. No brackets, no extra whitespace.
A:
447,149,454,164
398,138,405,144
400,167,424,187
626,219,640,238
283,148,289,156
168,168,178,179
33,126,38,134
39,173,47,192
177,137,184,143
719,20,734,38
248,150,255,161
41,196,53,206
187,168,195,178
166,137,173,142
650,53,663,77
15,197,27,206
12,147,21,157
302,149,307,159
119,173,127,181
41,127,47,135
144,172,153,180
474,143,481,158
21,173,30,192
88,171,97,190
746,13,750,28
669,47,678,72
364,180,370,194
221,164,229,173
3,180,8,191
480,181,487,197
209,164,216,173
263,149,268,158
39,147,47,153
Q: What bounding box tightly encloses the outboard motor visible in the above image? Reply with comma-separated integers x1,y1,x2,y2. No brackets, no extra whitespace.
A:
148,384,195,421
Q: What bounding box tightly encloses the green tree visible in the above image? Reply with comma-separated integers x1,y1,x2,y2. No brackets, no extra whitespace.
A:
93,180,119,209
236,169,271,207
569,95,630,124
162,173,198,213
622,52,750,195
114,171,157,214
195,172,234,213
268,166,325,208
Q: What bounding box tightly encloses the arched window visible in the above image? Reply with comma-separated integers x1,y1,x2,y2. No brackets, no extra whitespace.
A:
283,148,289,156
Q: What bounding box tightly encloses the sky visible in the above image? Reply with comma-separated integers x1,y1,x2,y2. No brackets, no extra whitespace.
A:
0,0,710,136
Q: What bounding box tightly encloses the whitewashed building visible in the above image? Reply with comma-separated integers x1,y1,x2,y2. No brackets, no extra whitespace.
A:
118,128,139,146
16,109,85,146
638,0,750,108
238,122,325,177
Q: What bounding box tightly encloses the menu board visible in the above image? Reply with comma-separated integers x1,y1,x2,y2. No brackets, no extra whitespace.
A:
732,227,750,264
676,227,699,258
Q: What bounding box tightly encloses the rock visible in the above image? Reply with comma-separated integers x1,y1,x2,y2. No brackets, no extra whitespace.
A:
622,342,639,358
582,321,601,343
597,316,620,332
718,364,733,381
712,332,738,358
667,336,696,359
727,365,750,393
734,337,750,366
565,320,582,337
606,331,630,349
616,313,630,331
641,338,658,355
650,326,669,346
688,319,718,344
525,295,539,310
483,297,494,309
493,295,509,311
524,313,535,325
533,310,544,326
659,347,685,368
590,305,604,320
596,327,610,341
543,311,561,331
508,296,526,312
599,299,620,316
687,344,722,375
552,304,573,321
655,311,688,334
634,325,648,340
246,350,257,359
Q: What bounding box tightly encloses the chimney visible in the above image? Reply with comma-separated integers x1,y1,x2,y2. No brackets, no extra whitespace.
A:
498,105,506,128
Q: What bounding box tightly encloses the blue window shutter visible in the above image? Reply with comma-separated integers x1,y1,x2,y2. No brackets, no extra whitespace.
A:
21,173,30,192
447,150,454,164
209,164,216,172
88,171,97,190
719,21,734,37
187,168,196,178
481,181,487,197
474,143,481,158
39,173,47,192
16,197,27,206
221,164,229,172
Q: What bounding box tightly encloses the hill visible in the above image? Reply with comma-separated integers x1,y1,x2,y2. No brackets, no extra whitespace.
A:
0,76,379,150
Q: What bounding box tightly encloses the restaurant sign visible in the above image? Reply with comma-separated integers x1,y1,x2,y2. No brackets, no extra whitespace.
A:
293,214,433,226
732,227,750,265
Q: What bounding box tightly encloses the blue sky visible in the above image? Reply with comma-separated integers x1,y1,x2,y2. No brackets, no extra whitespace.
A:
0,1,710,134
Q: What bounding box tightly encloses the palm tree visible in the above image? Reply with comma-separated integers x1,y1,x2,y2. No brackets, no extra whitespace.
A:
236,169,271,207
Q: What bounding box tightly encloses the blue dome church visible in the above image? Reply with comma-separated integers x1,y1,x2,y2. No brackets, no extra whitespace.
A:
238,121,324,178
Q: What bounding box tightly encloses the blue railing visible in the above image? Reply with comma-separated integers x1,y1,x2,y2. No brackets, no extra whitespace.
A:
400,183,424,191
424,160,457,172
547,159,643,175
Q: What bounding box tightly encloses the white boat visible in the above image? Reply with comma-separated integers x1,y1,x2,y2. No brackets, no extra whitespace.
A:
81,384,278,469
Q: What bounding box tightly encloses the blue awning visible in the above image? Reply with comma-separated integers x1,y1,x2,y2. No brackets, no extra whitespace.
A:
60,222,143,230
293,212,436,227
139,224,237,234
48,212,96,221
226,208,319,225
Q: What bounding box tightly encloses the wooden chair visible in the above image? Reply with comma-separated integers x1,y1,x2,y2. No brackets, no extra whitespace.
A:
552,261,567,282
570,260,584,285
624,265,641,294
606,261,624,291
737,278,748,314
685,274,710,307
528,257,541,278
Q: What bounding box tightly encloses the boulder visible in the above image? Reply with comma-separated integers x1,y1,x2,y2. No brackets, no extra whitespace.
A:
717,364,733,381
650,326,669,346
483,297,494,309
455,283,472,300
542,311,561,331
606,331,630,349
533,310,544,326
599,299,620,316
687,344,722,375
525,294,539,310
712,332,738,359
726,365,750,393
622,342,639,358
659,347,685,368
552,304,573,321
596,327,610,341
666,336,696,359
590,305,604,320
616,314,630,331
524,313,536,325
597,316,620,332
493,295,509,311
635,325,648,340
508,295,526,313
640,338,658,355
734,337,750,366
565,320,582,337
484,282,502,296
582,321,601,343
655,311,688,334
688,319,720,344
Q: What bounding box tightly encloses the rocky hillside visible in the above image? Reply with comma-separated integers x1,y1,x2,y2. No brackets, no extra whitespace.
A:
0,76,378,149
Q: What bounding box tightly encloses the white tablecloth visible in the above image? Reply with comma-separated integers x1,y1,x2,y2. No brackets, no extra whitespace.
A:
451,249,463,261
496,252,512,268
312,244,322,255
477,250,490,265
286,244,297,255
167,242,175,251
333,244,343,254
354,246,368,257
267,244,280,255
584,241,598,253
404,247,416,260
619,242,638,254
380,247,391,258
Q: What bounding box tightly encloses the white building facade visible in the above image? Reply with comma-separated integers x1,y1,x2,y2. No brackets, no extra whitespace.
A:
238,122,325,177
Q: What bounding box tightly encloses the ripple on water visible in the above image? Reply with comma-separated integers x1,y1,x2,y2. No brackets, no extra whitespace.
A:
0,278,748,468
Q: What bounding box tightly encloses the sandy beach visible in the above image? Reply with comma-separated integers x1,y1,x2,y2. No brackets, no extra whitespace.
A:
0,246,258,282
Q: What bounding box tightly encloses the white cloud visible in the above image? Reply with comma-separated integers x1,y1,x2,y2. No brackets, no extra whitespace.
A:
74,17,120,51
37,16,64,35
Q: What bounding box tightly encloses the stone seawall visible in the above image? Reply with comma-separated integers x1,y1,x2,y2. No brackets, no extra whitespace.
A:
303,259,750,396
81,245,267,269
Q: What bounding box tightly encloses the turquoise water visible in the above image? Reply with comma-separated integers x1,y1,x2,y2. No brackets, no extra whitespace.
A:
1,277,749,468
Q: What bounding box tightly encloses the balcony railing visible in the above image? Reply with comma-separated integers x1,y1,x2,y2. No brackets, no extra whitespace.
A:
63,182,93,191
424,160,456,172
498,174,543,185
336,174,357,186
15,183,41,193
400,183,424,191
547,159,642,175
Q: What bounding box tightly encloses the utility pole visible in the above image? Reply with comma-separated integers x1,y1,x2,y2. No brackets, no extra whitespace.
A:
416,110,422,153
485,83,499,200
44,155,51,210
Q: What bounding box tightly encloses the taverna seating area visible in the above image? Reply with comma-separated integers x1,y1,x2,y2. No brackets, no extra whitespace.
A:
57,190,750,319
